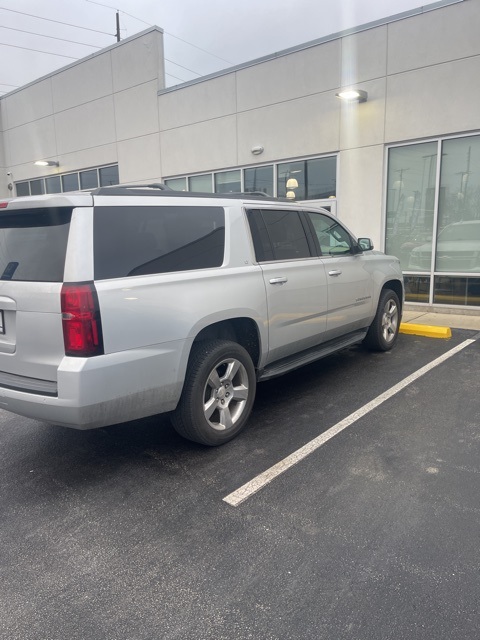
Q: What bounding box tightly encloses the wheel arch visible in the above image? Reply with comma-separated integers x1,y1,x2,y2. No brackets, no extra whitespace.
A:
381,279,404,312
192,317,261,368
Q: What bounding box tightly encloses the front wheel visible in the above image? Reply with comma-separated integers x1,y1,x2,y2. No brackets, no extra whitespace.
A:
171,340,256,446
364,289,401,351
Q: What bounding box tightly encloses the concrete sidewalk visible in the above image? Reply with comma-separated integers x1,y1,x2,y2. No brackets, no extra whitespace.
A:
401,306,480,337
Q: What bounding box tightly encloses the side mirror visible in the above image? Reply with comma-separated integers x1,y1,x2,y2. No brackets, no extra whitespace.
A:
357,237,374,252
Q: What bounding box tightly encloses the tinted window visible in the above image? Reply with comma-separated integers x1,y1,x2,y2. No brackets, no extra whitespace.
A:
45,176,61,194
15,182,30,197
30,179,45,195
94,206,225,279
0,208,71,282
62,174,79,192
80,170,98,190
99,165,119,187
247,209,311,261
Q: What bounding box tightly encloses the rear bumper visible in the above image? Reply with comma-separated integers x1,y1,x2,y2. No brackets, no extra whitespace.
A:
0,341,187,429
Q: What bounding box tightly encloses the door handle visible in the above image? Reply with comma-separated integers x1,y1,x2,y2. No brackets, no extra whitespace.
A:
269,277,288,285
328,270,342,276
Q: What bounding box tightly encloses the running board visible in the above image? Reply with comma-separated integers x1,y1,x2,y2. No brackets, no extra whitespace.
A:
258,330,368,382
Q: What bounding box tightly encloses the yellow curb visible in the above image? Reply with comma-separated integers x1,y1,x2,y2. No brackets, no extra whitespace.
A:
399,323,452,339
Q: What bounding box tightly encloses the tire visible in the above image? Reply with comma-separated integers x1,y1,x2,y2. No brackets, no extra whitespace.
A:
364,289,401,351
171,340,256,446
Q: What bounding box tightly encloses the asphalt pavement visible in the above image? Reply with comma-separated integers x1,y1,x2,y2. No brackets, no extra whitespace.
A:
0,325,479,639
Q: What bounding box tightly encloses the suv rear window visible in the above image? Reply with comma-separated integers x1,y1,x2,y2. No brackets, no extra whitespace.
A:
93,205,225,279
0,207,72,282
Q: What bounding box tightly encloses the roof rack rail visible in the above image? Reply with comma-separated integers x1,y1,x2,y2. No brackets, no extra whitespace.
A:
91,183,172,196
90,184,286,201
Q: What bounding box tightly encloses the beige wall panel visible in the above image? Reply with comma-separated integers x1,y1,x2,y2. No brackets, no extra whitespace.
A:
117,134,162,182
160,116,237,176
114,81,159,141
158,74,236,131
4,79,53,129
52,54,113,113
385,56,480,142
7,117,57,166
55,144,118,174
339,78,386,150
111,31,164,92
388,0,480,75
337,145,385,247
237,93,339,166
341,26,387,86
55,96,116,155
236,41,340,112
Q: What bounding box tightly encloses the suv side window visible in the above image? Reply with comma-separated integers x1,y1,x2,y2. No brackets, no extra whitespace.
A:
306,211,354,256
247,209,312,262
94,205,225,279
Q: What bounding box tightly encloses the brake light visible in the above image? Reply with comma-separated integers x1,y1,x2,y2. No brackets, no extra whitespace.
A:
61,283,104,357
0,202,8,209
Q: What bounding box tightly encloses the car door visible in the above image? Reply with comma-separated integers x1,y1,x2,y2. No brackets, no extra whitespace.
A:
304,210,374,341
247,208,328,365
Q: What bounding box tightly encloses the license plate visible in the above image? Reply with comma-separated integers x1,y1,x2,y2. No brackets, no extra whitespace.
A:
0,310,4,334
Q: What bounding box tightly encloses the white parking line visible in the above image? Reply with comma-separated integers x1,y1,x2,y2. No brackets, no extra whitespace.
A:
223,338,476,507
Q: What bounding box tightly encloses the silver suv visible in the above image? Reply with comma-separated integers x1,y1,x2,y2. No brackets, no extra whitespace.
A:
0,186,403,445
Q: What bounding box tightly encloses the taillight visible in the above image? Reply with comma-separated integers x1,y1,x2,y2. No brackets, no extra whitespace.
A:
61,283,104,357
0,202,8,209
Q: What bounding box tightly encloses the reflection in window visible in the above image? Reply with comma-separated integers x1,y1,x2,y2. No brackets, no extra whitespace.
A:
45,176,61,194
62,173,79,192
386,142,437,271
436,136,480,272
99,165,119,187
189,174,213,192
277,157,336,200
80,170,98,190
164,177,187,191
30,179,45,195
16,182,30,197
434,276,480,306
404,275,430,303
215,170,241,193
244,166,273,195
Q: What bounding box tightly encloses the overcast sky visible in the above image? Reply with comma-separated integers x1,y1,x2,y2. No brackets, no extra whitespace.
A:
0,0,439,94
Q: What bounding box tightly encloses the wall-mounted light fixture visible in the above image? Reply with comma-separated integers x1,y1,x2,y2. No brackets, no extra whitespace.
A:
335,89,368,103
34,160,59,167
251,145,264,155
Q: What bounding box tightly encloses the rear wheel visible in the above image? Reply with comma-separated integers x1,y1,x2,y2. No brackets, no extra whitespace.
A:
172,340,256,446
364,289,401,351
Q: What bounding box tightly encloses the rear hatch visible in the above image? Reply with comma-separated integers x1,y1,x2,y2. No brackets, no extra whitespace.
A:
0,198,83,394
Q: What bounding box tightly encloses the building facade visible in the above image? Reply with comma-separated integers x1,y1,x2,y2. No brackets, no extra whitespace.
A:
1,0,479,309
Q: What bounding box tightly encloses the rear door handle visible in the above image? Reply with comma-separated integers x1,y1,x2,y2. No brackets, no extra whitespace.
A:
269,277,288,285
328,270,342,276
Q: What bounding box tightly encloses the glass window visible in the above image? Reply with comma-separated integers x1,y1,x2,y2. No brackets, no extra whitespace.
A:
306,211,353,255
244,166,273,196
80,170,98,190
305,157,336,199
434,276,480,306
214,170,241,194
277,161,305,200
15,182,30,197
62,173,79,192
0,208,72,282
249,209,311,261
45,176,62,194
404,275,430,303
189,174,213,193
436,136,480,272
164,178,186,191
94,206,225,279
385,142,438,271
30,179,45,195
99,165,119,187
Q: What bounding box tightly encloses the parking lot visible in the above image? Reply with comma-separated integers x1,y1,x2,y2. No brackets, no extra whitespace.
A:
0,329,479,640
